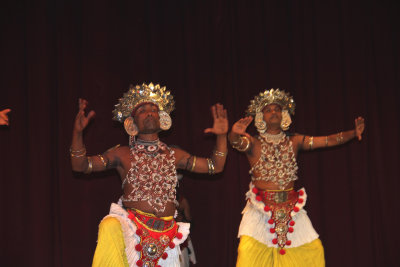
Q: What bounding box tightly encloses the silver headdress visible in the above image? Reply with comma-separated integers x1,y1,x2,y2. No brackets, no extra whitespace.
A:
113,83,175,122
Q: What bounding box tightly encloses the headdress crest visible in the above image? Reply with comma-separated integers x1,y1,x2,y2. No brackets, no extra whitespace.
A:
113,82,175,122
246,88,295,116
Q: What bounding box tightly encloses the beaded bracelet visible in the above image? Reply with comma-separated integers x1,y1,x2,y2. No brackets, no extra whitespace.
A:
98,155,107,167
235,136,250,152
207,158,215,175
70,147,86,157
213,150,227,157
84,157,93,174
308,136,314,150
336,132,344,144
190,156,197,172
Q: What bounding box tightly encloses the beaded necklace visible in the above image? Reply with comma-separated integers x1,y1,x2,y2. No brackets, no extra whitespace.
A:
133,138,167,155
260,131,286,145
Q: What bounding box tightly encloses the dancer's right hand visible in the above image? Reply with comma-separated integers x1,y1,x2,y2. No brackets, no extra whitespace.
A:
74,98,96,133
0,109,11,126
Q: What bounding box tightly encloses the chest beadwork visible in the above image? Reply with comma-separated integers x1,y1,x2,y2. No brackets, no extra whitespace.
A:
122,140,177,213
250,132,298,189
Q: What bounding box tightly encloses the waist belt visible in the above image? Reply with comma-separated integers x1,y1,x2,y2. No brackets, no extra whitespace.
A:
127,208,181,266
259,188,298,204
128,208,175,232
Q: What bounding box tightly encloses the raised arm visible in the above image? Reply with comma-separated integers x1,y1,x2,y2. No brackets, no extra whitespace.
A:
71,99,126,174
175,103,228,174
70,99,96,172
295,117,365,151
228,116,255,154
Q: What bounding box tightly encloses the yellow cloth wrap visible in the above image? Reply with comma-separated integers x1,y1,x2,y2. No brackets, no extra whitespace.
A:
236,235,325,267
92,217,129,267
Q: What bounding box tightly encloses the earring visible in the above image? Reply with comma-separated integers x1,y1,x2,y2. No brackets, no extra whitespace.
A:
159,110,172,130
280,110,292,131
255,112,267,133
124,116,138,136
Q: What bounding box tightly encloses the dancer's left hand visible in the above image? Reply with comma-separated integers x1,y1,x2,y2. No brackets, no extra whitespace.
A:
355,116,365,141
204,103,228,135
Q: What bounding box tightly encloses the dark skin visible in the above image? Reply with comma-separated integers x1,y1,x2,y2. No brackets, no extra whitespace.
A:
176,195,192,223
71,99,228,217
229,103,365,190
0,109,11,126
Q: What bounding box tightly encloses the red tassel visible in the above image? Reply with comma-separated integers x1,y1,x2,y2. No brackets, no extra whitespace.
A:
293,206,299,212
286,240,292,246
268,219,274,224
264,206,270,212
176,232,183,239
298,198,304,204
270,228,275,233
299,190,304,196
135,244,143,251
169,242,175,249
280,249,286,255
136,229,143,236
136,260,143,266
289,221,295,226
252,187,259,194
162,252,168,259
256,195,262,202
272,238,278,244
288,227,294,233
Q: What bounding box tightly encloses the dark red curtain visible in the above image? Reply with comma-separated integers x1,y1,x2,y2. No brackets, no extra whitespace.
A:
1,0,399,266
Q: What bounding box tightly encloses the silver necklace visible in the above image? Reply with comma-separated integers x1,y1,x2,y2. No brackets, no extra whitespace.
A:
261,131,285,144
134,138,164,154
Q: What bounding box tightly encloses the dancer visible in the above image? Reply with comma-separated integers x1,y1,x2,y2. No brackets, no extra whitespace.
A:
230,89,365,267
70,83,228,267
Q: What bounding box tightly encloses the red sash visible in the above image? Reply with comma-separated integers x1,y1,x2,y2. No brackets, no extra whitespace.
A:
128,209,183,267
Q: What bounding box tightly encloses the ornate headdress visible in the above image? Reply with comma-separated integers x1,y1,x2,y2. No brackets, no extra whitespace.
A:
246,89,295,132
246,88,295,116
113,83,175,137
113,82,175,122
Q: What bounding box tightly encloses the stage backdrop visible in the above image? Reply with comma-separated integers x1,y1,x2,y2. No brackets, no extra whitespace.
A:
1,0,399,266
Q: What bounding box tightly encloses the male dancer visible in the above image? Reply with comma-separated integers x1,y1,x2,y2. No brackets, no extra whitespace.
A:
229,89,364,266
71,83,228,266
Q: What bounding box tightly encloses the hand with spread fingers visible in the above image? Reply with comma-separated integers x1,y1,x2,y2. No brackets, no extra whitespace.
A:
0,109,11,126
355,116,365,141
231,116,253,138
74,98,96,133
204,103,228,135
